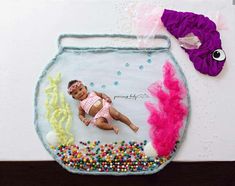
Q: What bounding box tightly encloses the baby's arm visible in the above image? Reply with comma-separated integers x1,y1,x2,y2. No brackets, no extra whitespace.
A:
78,106,91,126
95,91,112,103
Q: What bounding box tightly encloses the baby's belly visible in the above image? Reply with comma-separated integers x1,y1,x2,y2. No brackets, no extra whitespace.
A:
89,99,103,116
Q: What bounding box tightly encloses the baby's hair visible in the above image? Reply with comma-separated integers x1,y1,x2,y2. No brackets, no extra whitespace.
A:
67,80,78,89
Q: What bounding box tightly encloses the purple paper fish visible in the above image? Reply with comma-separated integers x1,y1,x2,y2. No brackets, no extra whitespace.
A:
161,9,226,76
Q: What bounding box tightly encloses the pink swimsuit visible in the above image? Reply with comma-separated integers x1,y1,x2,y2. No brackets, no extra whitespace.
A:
80,92,113,124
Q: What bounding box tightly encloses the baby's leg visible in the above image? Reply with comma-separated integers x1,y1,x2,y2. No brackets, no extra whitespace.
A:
109,107,139,132
95,117,119,134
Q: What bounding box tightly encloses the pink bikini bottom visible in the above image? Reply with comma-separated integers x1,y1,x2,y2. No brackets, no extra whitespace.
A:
92,99,113,124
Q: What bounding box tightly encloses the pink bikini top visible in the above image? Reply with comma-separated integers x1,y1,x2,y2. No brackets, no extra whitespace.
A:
80,91,101,114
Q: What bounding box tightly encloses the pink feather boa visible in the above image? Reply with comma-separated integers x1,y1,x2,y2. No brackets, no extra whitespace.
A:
145,61,188,157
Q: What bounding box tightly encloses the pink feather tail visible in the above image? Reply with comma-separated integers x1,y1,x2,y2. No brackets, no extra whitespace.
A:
145,61,188,157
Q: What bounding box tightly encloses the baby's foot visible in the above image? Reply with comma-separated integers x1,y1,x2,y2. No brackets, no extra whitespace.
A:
113,126,119,134
129,123,139,133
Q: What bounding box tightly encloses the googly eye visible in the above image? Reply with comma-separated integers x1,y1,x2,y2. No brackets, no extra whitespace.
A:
212,49,226,61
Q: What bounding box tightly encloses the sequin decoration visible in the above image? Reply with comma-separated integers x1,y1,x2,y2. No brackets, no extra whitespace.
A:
101,85,106,89
90,82,95,87
114,81,119,86
125,63,130,67
139,65,144,70
147,59,152,64
117,71,122,76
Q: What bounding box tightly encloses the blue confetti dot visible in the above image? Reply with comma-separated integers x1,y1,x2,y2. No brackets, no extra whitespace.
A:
147,59,152,64
117,71,122,76
101,85,106,89
90,82,94,87
114,81,119,86
139,65,144,70
125,63,130,67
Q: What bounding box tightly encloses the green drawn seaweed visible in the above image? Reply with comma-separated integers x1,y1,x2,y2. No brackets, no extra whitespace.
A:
44,73,74,146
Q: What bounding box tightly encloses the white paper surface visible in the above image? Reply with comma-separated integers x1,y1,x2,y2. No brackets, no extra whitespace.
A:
0,0,235,161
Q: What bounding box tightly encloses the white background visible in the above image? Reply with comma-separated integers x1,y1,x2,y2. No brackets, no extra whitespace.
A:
0,0,235,161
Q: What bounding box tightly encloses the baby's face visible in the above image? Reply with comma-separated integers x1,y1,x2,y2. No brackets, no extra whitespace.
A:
71,84,88,100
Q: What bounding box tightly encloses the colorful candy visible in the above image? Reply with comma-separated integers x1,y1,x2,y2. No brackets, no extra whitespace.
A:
54,140,169,173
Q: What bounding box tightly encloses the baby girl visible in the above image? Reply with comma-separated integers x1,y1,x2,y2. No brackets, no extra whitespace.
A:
67,80,139,134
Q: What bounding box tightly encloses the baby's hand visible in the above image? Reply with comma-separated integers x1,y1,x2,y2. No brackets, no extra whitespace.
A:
105,97,112,103
82,118,91,126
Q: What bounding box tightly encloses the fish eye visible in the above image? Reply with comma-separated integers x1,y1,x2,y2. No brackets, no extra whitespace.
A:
212,49,226,61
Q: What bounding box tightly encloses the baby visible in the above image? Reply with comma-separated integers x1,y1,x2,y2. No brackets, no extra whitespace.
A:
67,80,139,134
